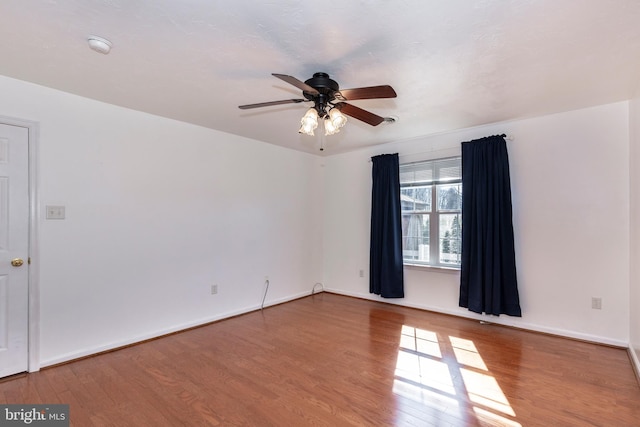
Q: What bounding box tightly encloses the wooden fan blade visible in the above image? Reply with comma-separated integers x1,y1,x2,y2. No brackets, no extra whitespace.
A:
335,102,386,126
238,99,306,110
336,85,397,101
272,73,319,95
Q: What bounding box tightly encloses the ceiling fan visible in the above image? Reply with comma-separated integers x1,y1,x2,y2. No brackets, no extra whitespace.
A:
238,72,397,137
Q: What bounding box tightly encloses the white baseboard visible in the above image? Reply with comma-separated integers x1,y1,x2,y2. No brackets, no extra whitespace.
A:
39,290,312,368
324,287,628,348
629,346,640,385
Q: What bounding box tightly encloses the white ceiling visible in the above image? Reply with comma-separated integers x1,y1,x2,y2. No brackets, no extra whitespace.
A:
1,0,640,155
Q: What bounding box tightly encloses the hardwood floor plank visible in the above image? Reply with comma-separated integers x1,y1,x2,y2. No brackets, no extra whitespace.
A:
1,293,639,426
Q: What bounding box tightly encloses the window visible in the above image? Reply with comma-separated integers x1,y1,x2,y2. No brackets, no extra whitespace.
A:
400,157,462,268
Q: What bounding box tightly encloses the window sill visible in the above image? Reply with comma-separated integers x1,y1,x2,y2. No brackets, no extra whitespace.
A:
403,263,460,273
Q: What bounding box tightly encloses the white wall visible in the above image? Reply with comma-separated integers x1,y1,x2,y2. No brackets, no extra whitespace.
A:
630,96,640,372
324,102,630,345
0,71,634,368
0,75,324,367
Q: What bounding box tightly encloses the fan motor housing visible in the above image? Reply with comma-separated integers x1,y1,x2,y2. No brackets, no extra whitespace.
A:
304,72,339,97
304,72,339,116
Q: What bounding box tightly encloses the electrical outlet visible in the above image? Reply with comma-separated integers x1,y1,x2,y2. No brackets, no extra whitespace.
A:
359,269,364,278
591,297,602,310
211,284,218,295
265,276,269,281
46,205,66,220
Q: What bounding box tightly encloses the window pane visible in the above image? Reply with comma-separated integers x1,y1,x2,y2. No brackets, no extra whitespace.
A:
400,157,461,185
402,213,429,262
435,158,462,182
439,214,462,265
400,165,433,184
437,183,462,211
401,186,431,212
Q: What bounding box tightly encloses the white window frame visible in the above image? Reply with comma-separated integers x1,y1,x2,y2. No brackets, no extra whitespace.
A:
400,156,462,269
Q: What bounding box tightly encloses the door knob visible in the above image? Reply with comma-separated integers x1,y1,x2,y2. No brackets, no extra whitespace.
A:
11,258,24,267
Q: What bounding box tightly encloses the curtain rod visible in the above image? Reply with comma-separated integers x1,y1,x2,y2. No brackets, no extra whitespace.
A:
367,134,514,163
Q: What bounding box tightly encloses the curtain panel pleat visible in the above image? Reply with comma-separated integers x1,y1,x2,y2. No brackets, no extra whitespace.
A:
459,135,521,316
370,153,404,298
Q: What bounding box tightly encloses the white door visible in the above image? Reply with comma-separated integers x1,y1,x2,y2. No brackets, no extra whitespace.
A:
0,123,29,378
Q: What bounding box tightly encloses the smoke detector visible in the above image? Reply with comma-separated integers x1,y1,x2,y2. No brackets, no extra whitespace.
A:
87,36,112,54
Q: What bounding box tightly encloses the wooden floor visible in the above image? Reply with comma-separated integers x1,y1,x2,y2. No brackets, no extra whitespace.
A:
1,293,639,426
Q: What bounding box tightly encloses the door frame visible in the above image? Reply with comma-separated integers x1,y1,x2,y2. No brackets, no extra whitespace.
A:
0,115,40,373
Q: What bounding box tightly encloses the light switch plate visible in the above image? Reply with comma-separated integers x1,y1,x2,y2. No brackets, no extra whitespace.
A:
46,205,66,220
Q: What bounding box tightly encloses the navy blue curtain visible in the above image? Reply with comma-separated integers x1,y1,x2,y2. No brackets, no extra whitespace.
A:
459,135,521,316
370,154,404,298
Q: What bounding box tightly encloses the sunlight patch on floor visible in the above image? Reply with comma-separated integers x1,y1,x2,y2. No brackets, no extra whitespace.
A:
473,407,523,427
400,324,442,358
394,325,521,426
395,351,456,395
450,336,488,371
392,378,460,412
460,368,515,416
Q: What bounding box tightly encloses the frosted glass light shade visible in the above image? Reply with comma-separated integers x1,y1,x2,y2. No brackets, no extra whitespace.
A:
329,108,347,128
299,108,319,136
324,118,340,135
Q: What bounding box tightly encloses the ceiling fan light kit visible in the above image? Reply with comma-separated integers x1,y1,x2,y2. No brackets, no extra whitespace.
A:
239,72,396,147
